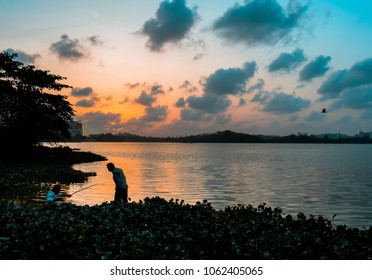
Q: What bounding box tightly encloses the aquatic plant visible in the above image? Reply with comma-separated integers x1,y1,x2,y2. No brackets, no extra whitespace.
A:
0,198,371,260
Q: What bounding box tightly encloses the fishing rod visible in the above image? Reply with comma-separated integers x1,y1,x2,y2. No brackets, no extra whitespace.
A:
69,183,106,196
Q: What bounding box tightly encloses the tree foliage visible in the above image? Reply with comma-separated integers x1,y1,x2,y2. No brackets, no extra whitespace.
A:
0,52,74,149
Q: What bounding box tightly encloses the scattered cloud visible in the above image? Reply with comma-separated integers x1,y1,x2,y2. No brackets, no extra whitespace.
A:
77,111,122,134
238,98,247,106
186,94,232,114
216,114,231,125
135,91,157,106
212,0,309,46
3,48,40,64
252,91,311,114
50,34,88,61
71,87,93,97
180,108,205,121
133,83,166,106
299,55,331,81
361,110,372,120
193,53,204,60
305,111,326,121
178,80,198,93
203,61,257,95
75,99,95,108
140,105,169,122
330,85,372,110
246,79,265,94
268,48,306,73
318,57,372,100
88,35,104,46
175,97,186,108
335,115,353,124
140,0,199,51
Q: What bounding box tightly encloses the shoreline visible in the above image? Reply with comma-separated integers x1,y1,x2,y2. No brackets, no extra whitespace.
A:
0,145,107,204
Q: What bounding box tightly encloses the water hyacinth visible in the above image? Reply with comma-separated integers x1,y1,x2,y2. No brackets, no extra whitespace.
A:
0,198,371,260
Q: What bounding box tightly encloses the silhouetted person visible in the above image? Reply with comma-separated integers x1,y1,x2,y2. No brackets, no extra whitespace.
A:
107,162,128,203
322,108,327,113
46,184,70,206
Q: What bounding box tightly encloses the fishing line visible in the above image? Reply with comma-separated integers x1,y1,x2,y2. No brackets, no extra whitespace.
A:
69,183,106,196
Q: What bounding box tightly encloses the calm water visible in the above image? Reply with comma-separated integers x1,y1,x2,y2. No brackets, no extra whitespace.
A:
65,142,372,228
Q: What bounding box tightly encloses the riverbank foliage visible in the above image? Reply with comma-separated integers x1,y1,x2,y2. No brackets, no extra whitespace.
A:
0,145,106,203
0,197,371,260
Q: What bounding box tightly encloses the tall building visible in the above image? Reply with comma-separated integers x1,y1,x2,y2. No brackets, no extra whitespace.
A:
67,121,83,138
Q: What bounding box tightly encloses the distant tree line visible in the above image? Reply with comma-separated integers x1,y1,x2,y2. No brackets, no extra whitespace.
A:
87,130,372,144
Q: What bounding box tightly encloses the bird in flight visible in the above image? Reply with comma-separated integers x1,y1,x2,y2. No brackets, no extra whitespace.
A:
322,108,327,113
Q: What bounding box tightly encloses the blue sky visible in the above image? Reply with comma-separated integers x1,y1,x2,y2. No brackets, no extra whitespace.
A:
1,0,372,136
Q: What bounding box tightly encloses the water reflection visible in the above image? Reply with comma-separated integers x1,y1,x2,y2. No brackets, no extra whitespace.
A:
65,142,372,228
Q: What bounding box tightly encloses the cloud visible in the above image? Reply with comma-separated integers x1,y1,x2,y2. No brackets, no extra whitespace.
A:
140,105,169,122
204,61,257,95
123,118,154,131
268,48,306,72
299,55,331,81
361,110,372,120
88,35,104,46
238,98,247,106
246,79,265,94
133,83,166,106
330,85,372,110
71,87,93,97
77,111,122,134
186,94,232,114
212,0,309,46
335,115,353,124
3,48,41,64
180,108,205,121
134,91,157,106
178,80,198,93
252,92,311,114
318,57,372,100
150,84,165,95
75,99,95,108
140,0,199,51
193,53,204,60
305,111,326,121
50,34,88,61
175,97,186,108
216,114,231,125
126,82,141,89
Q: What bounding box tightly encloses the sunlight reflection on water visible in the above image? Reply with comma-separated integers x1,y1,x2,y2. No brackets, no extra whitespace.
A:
64,142,372,228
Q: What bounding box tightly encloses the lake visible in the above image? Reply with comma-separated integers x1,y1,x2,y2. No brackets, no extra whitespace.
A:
65,142,372,228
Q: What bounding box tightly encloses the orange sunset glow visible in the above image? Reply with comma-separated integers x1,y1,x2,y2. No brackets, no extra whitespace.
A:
2,0,372,137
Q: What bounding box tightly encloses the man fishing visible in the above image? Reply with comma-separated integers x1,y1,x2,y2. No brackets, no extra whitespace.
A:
106,162,129,203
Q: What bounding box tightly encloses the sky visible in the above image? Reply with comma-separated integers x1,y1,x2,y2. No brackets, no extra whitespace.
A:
1,0,372,137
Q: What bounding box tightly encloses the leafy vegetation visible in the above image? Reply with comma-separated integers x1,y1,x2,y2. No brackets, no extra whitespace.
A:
0,198,371,260
0,52,73,149
0,145,106,203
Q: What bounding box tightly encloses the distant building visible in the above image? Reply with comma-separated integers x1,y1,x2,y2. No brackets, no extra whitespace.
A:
354,131,372,139
315,133,348,140
67,121,83,138
297,132,308,137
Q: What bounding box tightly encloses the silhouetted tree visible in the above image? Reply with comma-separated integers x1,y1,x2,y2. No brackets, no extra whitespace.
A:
0,52,74,149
